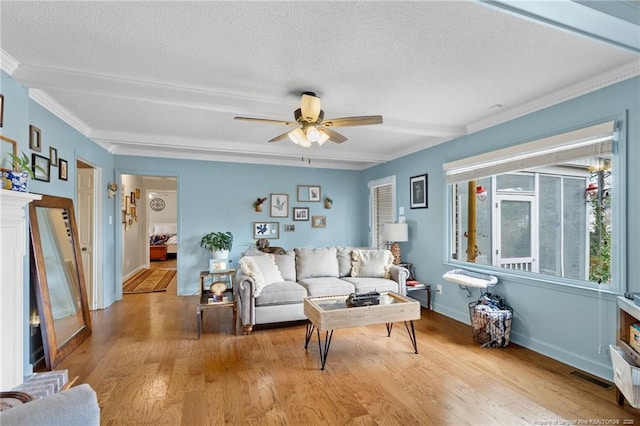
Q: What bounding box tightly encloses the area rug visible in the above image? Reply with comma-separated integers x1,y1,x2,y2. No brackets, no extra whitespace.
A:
123,269,175,294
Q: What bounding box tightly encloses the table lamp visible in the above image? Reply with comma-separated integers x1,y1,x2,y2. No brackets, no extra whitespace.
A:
383,223,408,265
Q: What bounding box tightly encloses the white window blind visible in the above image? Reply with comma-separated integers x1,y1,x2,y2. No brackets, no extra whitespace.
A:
443,121,616,184
369,176,396,248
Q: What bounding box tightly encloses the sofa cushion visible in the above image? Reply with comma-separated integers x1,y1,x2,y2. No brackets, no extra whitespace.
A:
272,250,296,282
295,247,339,279
336,246,355,277
255,281,307,306
342,277,399,294
238,254,284,296
351,249,393,279
298,277,355,297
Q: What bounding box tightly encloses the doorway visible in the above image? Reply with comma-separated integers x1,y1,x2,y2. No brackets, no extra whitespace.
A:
120,174,177,295
76,159,103,310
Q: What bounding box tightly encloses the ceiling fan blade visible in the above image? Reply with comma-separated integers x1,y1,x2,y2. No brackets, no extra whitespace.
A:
320,115,383,128
300,93,321,122
320,128,348,144
234,116,297,126
268,131,291,143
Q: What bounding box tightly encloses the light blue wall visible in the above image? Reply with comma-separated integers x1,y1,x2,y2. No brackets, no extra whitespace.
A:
1,70,117,376
363,76,640,380
114,156,367,296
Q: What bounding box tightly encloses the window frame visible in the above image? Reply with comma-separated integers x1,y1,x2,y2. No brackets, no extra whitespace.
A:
443,117,626,293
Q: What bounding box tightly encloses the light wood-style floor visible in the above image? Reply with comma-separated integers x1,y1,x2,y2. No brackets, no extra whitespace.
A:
58,274,640,425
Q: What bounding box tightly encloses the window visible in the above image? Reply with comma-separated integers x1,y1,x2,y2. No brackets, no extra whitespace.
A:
444,120,619,288
369,176,396,248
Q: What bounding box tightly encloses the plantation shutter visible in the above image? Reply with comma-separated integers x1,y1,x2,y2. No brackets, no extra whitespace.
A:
443,121,617,184
370,182,394,248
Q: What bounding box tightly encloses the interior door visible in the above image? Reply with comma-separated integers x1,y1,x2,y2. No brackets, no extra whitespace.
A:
77,167,95,309
494,194,538,272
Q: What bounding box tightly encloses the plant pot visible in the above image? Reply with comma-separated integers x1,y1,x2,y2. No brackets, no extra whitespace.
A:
255,205,263,212
212,249,229,260
324,201,332,209
1,171,29,192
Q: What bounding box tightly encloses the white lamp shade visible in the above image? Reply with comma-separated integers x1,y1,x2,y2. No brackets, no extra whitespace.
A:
383,223,408,242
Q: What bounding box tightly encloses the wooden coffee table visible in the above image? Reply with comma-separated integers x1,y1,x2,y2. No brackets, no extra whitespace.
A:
303,292,421,369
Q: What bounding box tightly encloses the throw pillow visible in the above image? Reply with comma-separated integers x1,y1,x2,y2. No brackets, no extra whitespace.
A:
295,247,339,279
239,254,284,297
351,249,393,279
272,250,296,282
336,246,355,277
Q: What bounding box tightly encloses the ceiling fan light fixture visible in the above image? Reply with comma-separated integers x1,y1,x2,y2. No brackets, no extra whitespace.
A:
305,126,320,142
288,128,305,145
316,130,330,146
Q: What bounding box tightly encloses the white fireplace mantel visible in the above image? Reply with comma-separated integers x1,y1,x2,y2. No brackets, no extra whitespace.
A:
0,189,42,390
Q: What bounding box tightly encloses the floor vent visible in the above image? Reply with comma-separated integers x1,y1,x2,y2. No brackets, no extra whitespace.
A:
569,370,613,390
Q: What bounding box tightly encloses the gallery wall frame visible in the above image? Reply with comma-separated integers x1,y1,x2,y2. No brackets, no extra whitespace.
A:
0,94,4,127
297,185,321,202
0,135,17,171
293,207,309,221
59,158,68,181
410,174,428,209
29,125,41,152
31,153,50,182
49,147,58,167
270,193,288,217
253,222,279,239
312,216,326,228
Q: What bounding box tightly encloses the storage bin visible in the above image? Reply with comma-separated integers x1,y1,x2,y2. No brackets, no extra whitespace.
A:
468,301,512,348
610,345,640,408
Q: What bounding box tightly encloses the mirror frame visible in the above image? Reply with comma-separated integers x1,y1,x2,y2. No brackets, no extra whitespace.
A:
29,194,92,369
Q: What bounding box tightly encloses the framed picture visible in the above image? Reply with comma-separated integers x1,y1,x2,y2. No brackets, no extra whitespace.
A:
130,191,136,206
297,185,321,202
49,147,58,167
122,210,126,224
284,224,295,232
29,125,42,152
125,195,131,213
59,158,68,181
135,188,141,199
270,193,288,217
209,259,229,273
410,174,428,209
293,207,309,221
31,153,50,182
131,206,137,220
312,216,326,228
253,222,279,239
0,135,17,171
0,94,4,128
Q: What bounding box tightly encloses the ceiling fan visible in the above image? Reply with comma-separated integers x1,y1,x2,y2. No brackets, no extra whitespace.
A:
234,92,383,147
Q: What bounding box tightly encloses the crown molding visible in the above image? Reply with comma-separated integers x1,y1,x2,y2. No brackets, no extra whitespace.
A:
0,49,20,75
28,89,92,137
467,60,640,135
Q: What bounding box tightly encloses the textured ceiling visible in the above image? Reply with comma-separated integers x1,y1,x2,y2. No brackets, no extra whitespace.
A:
1,1,638,169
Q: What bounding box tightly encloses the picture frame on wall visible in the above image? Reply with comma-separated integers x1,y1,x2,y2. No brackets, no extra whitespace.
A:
270,193,288,217
312,216,326,228
130,192,136,206
253,222,279,239
59,158,68,181
29,125,42,152
410,173,428,209
293,207,309,221
297,185,321,202
284,224,295,232
31,153,50,182
49,147,58,167
0,94,4,128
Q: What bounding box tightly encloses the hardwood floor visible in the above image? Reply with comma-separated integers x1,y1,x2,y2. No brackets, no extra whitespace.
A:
58,274,640,425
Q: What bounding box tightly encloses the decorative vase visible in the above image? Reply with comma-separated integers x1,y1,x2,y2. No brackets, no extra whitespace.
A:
212,249,229,260
1,171,29,192
324,201,332,209
255,204,262,212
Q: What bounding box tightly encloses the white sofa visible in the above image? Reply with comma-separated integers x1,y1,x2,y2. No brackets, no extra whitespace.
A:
236,247,409,334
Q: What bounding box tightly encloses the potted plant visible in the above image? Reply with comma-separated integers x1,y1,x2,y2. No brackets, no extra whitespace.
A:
252,197,267,212
200,231,233,259
1,152,44,192
324,196,333,209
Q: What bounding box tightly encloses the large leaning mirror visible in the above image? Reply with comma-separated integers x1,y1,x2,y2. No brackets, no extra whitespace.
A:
29,194,92,369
